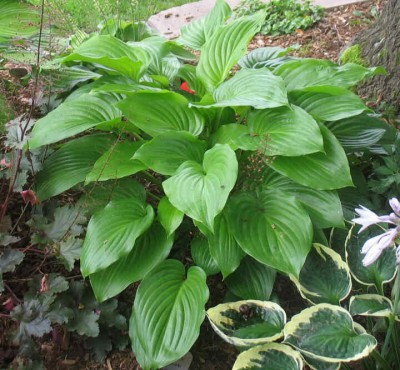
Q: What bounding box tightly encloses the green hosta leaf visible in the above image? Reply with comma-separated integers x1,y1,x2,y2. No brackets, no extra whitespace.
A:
326,113,396,152
35,134,114,201
90,223,173,302
193,69,288,109
233,343,303,370
178,64,207,97
349,294,392,317
157,197,184,237
284,304,377,362
210,124,248,150
271,125,353,190
129,260,209,370
163,144,238,230
178,0,232,50
225,257,276,301
346,230,397,289
28,94,121,149
85,140,146,183
289,86,368,122
118,91,205,137
226,190,313,278
207,300,286,346
80,196,154,277
303,355,341,370
244,105,323,156
204,211,246,278
197,11,265,92
238,46,292,69
292,244,351,305
260,169,344,228
191,236,220,276
274,58,381,91
133,132,207,176
63,35,150,80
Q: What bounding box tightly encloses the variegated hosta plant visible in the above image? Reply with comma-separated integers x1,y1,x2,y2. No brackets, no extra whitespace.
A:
26,0,394,368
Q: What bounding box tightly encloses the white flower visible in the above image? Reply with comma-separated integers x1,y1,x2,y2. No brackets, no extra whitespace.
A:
389,197,400,216
353,206,386,233
361,228,399,266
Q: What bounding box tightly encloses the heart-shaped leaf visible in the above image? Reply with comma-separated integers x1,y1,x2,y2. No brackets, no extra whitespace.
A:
90,223,173,302
349,294,392,317
284,304,377,362
157,197,184,237
163,144,238,230
226,189,313,278
118,91,205,137
238,46,292,69
207,300,286,346
81,196,154,277
129,259,209,370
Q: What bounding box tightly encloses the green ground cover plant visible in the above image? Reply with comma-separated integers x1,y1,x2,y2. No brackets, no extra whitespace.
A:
1,0,399,368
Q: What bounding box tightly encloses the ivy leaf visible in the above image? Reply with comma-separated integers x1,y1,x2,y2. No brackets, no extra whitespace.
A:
67,309,100,337
58,237,83,271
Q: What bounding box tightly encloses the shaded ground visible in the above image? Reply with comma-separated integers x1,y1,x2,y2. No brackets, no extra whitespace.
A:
0,1,383,369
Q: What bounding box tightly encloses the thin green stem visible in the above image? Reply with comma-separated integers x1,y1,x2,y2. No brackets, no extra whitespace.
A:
147,191,161,202
371,349,393,370
141,171,163,187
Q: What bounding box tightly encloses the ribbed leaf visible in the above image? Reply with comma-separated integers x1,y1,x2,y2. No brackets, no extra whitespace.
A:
210,124,248,150
225,257,276,301
284,304,377,362
238,46,292,69
197,12,265,92
28,94,121,149
80,197,154,277
193,69,288,109
289,86,368,122
349,294,392,317
178,0,232,50
63,35,150,80
292,244,351,305
163,144,238,230
133,132,207,176
207,300,286,346
244,104,323,156
90,223,173,302
85,140,146,183
35,135,113,201
274,59,381,91
118,91,205,137
157,197,184,237
271,125,353,190
129,260,209,370
233,343,303,370
191,236,220,276
303,355,341,370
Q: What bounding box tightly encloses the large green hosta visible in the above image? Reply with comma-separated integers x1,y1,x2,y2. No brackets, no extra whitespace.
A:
27,0,393,368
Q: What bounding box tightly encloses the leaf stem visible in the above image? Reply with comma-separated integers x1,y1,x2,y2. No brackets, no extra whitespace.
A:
141,171,163,187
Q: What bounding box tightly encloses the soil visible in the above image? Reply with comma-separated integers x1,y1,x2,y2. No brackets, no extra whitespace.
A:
0,1,385,369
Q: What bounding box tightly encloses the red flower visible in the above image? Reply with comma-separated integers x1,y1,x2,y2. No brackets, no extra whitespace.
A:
180,81,195,95
20,189,39,205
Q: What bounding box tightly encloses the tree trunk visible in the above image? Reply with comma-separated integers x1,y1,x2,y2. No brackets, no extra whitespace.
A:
351,0,400,113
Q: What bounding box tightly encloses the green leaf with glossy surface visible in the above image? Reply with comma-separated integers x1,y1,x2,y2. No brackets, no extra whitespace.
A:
271,125,353,190
292,244,351,305
157,197,184,237
133,132,207,176
226,190,313,278
178,0,232,50
349,294,392,317
244,104,323,156
118,91,205,137
194,69,288,109
197,11,265,92
163,144,238,230
225,257,276,301
284,304,377,362
233,343,303,370
191,236,220,276
238,46,292,69
90,223,173,302
80,196,154,277
35,135,113,201
28,94,121,149
85,140,146,183
207,300,286,346
129,260,209,370
289,86,368,122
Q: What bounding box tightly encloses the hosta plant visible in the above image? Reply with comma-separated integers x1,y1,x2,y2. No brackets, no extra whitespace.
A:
25,0,394,368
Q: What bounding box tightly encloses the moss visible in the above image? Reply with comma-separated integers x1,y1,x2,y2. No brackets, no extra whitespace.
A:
340,44,368,66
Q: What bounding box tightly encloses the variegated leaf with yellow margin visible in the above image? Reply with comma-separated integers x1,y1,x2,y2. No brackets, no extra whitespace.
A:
284,303,377,363
207,300,286,347
349,294,392,317
291,244,351,305
233,343,303,370
302,354,341,370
